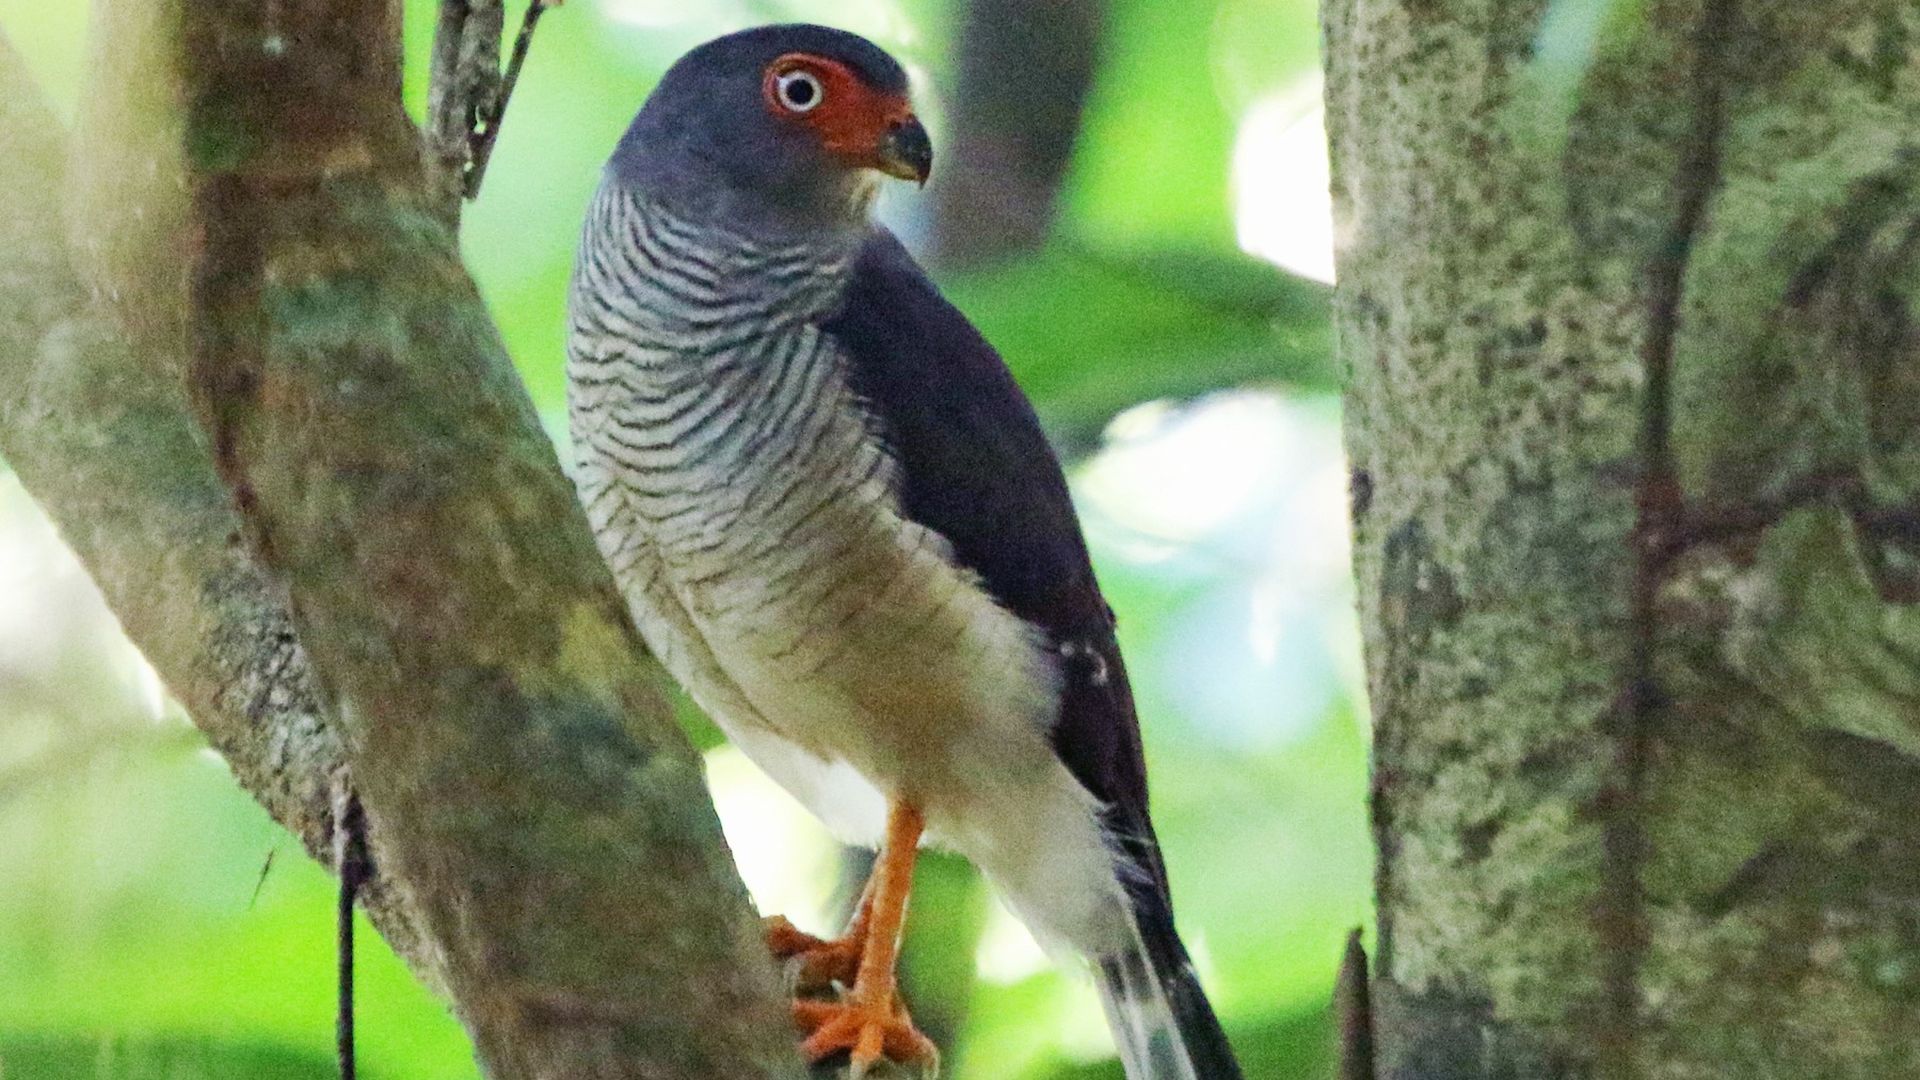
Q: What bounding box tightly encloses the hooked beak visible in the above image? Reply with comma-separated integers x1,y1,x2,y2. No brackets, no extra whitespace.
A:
874,116,933,186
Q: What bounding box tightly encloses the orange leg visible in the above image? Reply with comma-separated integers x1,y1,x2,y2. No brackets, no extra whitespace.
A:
792,801,938,1072
764,876,875,992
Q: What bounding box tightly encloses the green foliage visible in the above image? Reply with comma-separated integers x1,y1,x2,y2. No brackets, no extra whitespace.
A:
1068,0,1320,248
0,1035,342,1080
947,244,1332,448
0,0,1358,1077
0,743,477,1079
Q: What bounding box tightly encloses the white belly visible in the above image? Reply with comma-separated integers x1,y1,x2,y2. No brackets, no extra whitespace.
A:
572,422,1130,955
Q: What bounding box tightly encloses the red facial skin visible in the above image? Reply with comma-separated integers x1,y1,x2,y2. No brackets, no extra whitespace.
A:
762,52,916,172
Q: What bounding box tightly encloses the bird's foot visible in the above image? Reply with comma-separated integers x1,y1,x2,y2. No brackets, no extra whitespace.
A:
764,914,865,994
793,994,938,1076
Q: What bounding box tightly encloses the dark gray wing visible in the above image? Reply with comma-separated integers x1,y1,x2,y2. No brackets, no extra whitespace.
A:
824,232,1244,1076
820,228,1167,890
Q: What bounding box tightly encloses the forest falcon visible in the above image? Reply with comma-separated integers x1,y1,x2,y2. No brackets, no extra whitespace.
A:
566,24,1242,1080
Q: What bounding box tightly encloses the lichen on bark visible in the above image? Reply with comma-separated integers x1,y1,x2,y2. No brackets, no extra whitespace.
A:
1325,0,1920,1075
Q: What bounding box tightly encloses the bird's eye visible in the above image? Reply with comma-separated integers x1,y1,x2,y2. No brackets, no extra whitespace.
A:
775,69,824,113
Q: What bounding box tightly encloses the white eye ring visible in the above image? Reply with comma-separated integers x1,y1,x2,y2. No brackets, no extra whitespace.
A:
775,69,824,113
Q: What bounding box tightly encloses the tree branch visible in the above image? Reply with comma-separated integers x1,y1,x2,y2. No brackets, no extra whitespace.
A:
2,3,812,1075
1328,0,1920,1071
928,0,1106,268
0,24,434,974
170,2,799,1076
425,0,501,222
1603,1,1736,1072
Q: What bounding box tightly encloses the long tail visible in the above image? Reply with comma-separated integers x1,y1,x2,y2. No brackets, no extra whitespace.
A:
1094,892,1244,1080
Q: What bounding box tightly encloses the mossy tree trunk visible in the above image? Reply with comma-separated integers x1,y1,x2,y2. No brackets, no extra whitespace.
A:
1324,0,1920,1076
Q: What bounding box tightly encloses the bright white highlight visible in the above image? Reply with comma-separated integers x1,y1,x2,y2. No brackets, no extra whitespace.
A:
704,744,842,934
1078,393,1361,745
975,899,1050,984
1231,77,1336,284
1080,393,1338,552
0,475,167,724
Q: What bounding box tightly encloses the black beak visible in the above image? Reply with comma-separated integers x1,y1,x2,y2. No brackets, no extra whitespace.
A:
875,116,933,186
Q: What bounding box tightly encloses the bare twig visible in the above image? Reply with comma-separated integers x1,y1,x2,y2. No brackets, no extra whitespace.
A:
248,848,278,909
426,0,502,221
334,781,369,1080
465,0,557,200
424,0,559,219
1336,929,1375,1080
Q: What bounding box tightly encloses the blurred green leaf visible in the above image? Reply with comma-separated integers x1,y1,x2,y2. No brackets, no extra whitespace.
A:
0,0,87,118
1064,0,1320,250
944,244,1333,449
900,852,990,1052
1045,1005,1338,1079
0,1033,347,1080
0,748,477,1080
950,969,1089,1079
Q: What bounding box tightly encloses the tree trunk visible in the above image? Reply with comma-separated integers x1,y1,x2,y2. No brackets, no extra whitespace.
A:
1325,0,1920,1076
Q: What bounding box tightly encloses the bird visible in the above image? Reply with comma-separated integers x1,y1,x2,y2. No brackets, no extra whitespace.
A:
566,24,1243,1080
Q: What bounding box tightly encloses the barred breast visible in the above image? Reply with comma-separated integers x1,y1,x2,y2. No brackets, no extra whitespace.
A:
565,184,1097,883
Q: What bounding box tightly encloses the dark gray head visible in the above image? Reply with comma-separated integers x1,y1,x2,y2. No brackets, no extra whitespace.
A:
610,25,932,230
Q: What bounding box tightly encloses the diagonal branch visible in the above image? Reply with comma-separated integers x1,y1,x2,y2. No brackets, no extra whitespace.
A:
425,0,503,221
172,2,799,1076
423,0,557,221
0,25,434,974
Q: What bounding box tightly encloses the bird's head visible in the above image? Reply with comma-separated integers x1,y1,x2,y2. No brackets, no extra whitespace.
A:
612,25,931,226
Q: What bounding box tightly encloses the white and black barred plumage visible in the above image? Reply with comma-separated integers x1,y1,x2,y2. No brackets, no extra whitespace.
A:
567,23,1242,1080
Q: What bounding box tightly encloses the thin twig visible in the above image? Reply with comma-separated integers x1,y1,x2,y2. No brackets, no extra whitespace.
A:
334,782,370,1080
1652,469,1854,561
249,847,278,910
425,0,481,221
464,0,557,201
1335,929,1374,1080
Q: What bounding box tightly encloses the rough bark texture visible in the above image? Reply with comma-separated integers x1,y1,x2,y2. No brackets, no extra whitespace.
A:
1,1,808,1075
1325,0,1920,1077
425,0,503,224
0,24,433,969
174,3,798,1077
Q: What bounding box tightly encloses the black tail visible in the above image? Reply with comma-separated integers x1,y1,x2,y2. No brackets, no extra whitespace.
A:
1094,890,1244,1080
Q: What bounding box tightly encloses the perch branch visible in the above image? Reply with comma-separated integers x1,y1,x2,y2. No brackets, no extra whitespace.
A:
0,24,433,976
173,1,799,1076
